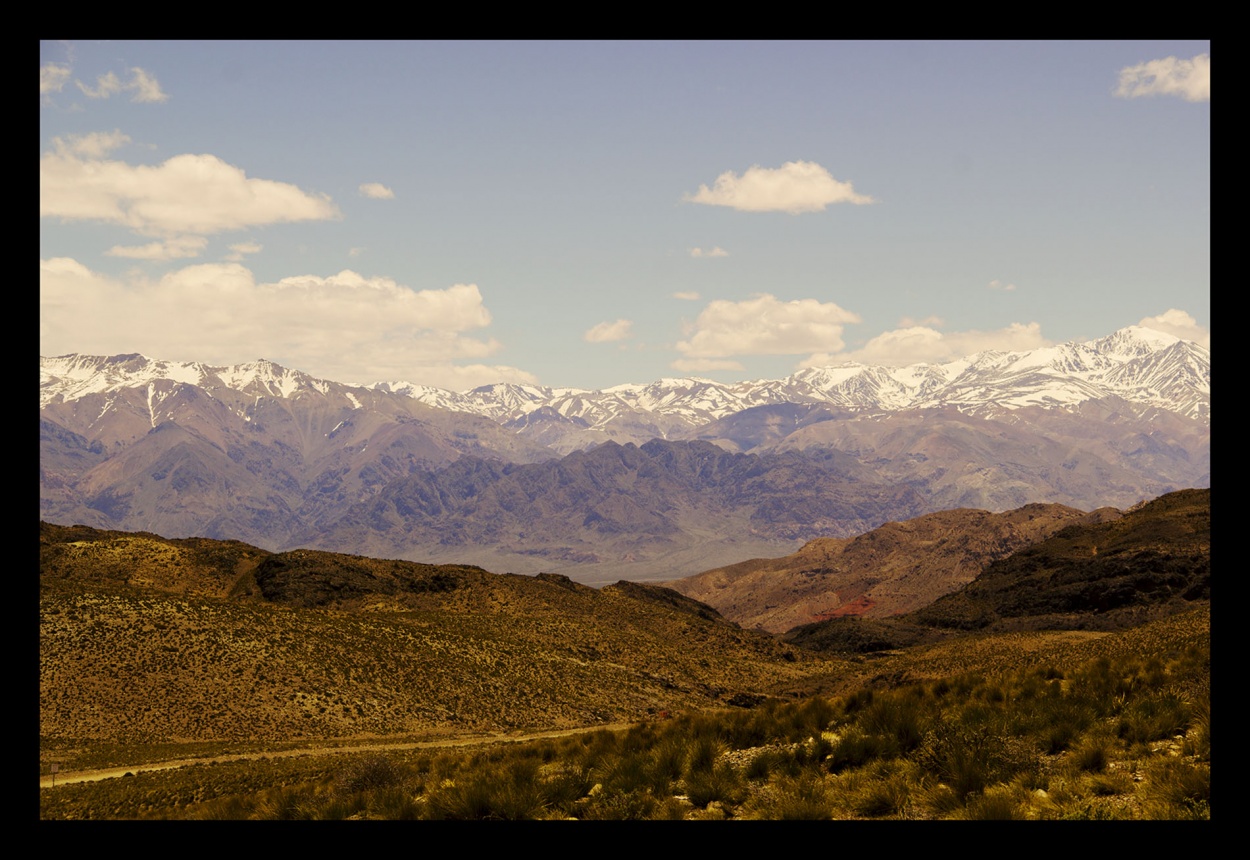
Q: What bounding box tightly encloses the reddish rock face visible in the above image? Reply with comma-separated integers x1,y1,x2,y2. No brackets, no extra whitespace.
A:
665,503,1123,634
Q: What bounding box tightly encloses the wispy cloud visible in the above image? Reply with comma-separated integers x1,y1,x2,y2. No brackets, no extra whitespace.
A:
674,294,861,363
799,322,1049,368
75,71,120,99
1138,309,1209,348
584,319,633,343
128,67,168,103
39,259,525,389
988,279,1017,291
40,62,71,95
226,241,263,262
358,182,395,199
1115,53,1209,103
75,66,169,103
672,291,701,301
689,246,728,258
40,135,340,243
685,161,874,214
105,236,208,260
53,129,130,158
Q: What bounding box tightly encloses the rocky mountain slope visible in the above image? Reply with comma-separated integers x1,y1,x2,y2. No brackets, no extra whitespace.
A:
295,439,928,583
666,502,1123,633
786,488,1210,653
40,354,554,551
39,325,1209,582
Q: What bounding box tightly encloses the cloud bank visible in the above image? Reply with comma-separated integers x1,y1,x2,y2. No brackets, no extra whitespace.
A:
685,161,874,213
674,294,862,370
1138,309,1209,348
800,322,1050,368
40,134,340,252
39,259,532,390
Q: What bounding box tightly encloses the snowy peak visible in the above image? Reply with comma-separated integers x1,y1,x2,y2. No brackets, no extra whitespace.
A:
215,359,333,399
41,354,343,409
1091,325,1182,361
41,353,217,407
40,325,1210,433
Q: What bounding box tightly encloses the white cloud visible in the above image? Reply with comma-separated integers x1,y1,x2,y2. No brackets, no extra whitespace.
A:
685,161,874,214
1115,53,1209,103
39,259,517,386
988,279,1017,291
359,182,396,199
349,247,366,257
689,246,728,258
672,291,701,301
676,294,862,360
799,322,1050,368
76,71,121,99
105,236,208,260
54,130,130,158
128,67,169,103
40,62,71,95
40,139,340,237
226,241,263,262
1138,309,1209,348
75,67,168,103
584,319,633,343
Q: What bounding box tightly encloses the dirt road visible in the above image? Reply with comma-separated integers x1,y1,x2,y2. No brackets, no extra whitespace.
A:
39,723,634,789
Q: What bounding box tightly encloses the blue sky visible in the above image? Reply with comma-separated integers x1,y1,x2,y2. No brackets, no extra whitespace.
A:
40,40,1210,391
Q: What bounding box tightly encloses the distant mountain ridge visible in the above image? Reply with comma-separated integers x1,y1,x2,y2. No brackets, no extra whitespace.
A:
371,325,1209,452
39,325,1210,582
43,325,1209,446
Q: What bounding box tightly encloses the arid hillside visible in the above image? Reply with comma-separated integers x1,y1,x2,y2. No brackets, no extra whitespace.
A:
787,488,1209,654
667,502,1122,633
40,524,843,746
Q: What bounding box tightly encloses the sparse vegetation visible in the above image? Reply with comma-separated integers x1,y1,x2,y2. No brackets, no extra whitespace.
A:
41,612,1209,819
39,491,1210,820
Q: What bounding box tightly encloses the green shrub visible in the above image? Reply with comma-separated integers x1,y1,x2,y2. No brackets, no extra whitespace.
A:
1117,691,1189,744
846,772,912,818
1072,736,1112,773
424,772,548,820
685,736,723,776
827,727,889,773
337,754,406,795
580,787,658,820
744,774,833,820
917,724,1035,800
1142,759,1210,818
685,763,745,809
963,786,1024,820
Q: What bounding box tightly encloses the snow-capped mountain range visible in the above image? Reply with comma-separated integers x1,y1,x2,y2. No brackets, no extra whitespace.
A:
39,324,1210,583
42,325,1209,438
